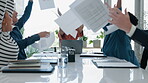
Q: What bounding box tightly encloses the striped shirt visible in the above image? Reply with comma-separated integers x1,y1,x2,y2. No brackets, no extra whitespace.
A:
0,0,19,69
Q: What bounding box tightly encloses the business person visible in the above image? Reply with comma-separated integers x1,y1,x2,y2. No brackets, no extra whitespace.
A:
10,0,50,60
102,0,139,66
109,6,148,69
0,0,19,68
109,8,148,48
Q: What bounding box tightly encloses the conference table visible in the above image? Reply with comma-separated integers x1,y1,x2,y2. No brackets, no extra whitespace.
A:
0,54,148,83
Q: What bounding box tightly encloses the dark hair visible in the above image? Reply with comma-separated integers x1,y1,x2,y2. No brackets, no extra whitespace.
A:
128,12,138,26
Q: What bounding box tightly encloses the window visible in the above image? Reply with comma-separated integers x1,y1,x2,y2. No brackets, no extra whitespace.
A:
144,0,148,30
15,0,135,49
14,0,24,18
21,0,105,47
111,0,135,13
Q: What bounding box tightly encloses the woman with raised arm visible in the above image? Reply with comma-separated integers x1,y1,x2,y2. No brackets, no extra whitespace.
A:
0,0,19,69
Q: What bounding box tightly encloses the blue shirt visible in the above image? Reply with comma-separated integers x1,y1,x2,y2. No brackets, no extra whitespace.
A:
102,24,140,67
10,1,40,60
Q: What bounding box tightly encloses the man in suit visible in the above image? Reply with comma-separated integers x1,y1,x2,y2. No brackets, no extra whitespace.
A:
108,7,148,69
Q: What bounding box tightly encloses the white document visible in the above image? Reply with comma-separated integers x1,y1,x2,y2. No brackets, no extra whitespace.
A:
70,30,78,38
93,58,137,68
32,32,55,51
55,10,82,38
105,24,119,35
32,52,58,57
70,0,110,32
39,0,55,10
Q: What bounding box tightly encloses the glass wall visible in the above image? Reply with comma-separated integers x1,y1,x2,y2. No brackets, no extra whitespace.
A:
111,0,135,14
21,0,105,47
14,0,24,18
15,0,136,49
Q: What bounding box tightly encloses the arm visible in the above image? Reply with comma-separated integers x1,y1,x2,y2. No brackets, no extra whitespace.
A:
109,7,148,48
131,28,148,49
16,34,40,49
15,31,50,49
77,25,84,33
15,0,33,30
102,0,121,31
59,28,65,36
76,25,84,37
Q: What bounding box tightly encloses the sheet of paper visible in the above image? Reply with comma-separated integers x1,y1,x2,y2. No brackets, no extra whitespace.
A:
70,0,110,32
92,57,137,68
39,0,55,10
105,24,119,35
32,32,55,51
32,53,58,57
55,10,82,37
70,30,78,38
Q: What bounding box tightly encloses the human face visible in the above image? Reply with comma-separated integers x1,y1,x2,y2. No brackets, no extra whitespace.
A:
12,10,18,25
2,11,13,32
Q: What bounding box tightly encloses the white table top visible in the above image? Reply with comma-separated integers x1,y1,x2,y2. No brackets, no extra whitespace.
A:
0,54,148,83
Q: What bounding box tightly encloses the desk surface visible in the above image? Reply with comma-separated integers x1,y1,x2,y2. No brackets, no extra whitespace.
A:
0,55,148,83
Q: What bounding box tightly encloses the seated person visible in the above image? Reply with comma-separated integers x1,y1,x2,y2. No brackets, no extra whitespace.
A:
102,0,139,67
58,25,84,41
0,0,19,68
10,0,50,60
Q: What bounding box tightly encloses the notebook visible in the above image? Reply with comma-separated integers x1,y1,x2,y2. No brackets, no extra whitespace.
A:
61,40,83,54
80,53,106,57
2,60,55,73
2,65,54,73
92,58,138,68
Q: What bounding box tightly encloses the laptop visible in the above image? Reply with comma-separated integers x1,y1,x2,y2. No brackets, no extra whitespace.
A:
61,40,83,54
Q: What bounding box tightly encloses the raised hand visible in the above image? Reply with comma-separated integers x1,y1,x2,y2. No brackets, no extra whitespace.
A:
108,8,132,33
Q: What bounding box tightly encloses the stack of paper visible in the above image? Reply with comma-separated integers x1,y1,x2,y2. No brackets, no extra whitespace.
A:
7,60,41,69
2,60,55,73
80,53,106,57
92,57,138,68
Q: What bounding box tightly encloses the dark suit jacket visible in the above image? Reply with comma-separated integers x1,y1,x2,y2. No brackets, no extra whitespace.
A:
131,28,148,49
132,28,148,69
